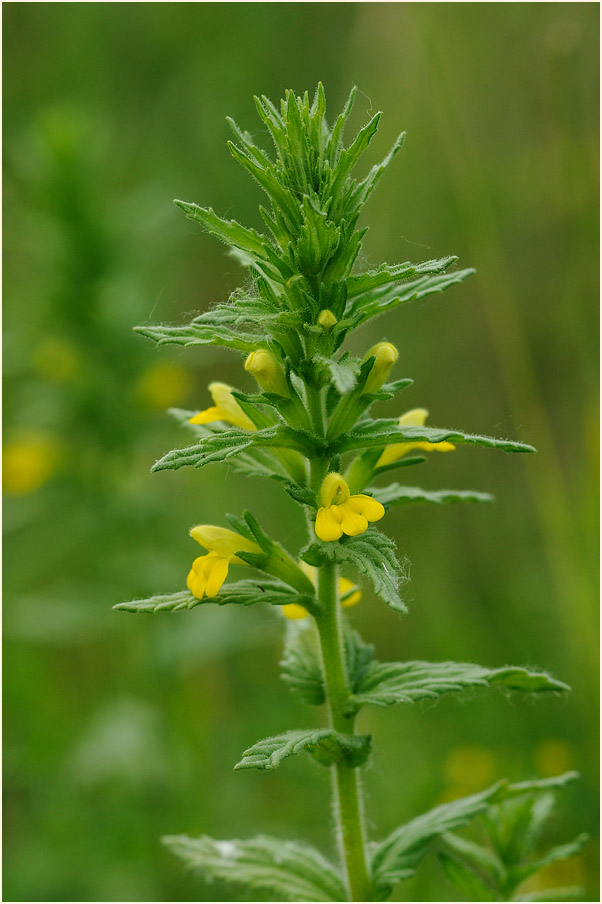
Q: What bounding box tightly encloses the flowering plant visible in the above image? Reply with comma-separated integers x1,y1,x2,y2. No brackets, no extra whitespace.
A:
117,86,586,902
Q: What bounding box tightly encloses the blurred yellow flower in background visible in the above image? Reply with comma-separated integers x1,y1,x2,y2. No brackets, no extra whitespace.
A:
282,562,362,620
33,337,81,382
135,362,192,410
3,431,61,495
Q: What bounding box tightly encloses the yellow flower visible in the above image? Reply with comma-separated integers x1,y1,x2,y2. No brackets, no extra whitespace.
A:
376,408,455,468
363,342,399,394
189,382,256,431
3,432,60,495
136,362,192,410
282,563,362,620
186,525,260,600
314,472,385,542
244,349,289,397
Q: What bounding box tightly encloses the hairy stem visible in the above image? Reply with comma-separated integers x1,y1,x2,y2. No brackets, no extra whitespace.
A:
316,560,372,902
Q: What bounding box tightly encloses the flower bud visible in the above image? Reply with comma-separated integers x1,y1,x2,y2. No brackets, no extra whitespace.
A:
362,342,399,394
244,350,289,397
317,309,337,331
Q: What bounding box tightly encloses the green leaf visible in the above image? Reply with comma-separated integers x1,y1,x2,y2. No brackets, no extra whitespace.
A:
503,771,580,798
281,623,374,706
235,729,371,771
514,834,589,885
281,620,325,706
162,833,346,903
151,425,309,473
315,353,361,394
114,580,315,613
514,887,584,902
344,661,570,714
325,528,407,613
134,320,258,352
438,850,499,901
337,419,536,455
345,628,376,693
341,267,476,329
370,783,505,899
438,831,505,892
283,482,317,507
346,256,456,298
350,130,406,213
370,483,495,509
174,200,272,261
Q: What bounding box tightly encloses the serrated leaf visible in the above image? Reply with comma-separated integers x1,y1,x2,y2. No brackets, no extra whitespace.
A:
370,483,495,509
340,267,476,329
134,320,258,352
337,419,536,455
174,200,274,263
324,528,407,613
370,783,505,899
346,256,456,298
235,729,371,771
162,833,346,902
344,661,569,713
151,425,310,473
114,581,315,613
281,620,325,706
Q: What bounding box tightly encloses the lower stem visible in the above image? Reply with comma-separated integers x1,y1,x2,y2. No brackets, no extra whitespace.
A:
316,561,372,902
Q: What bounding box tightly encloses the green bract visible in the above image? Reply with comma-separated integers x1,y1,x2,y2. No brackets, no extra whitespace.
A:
118,86,582,902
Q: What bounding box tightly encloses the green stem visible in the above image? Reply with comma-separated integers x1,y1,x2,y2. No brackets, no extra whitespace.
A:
316,561,372,902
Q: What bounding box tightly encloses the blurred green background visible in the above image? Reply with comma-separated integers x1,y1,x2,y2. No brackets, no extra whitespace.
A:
3,3,599,901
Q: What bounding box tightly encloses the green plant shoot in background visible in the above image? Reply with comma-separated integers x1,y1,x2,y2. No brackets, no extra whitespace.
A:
116,86,587,903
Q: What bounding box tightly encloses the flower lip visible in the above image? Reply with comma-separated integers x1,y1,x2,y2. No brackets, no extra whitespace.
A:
320,472,351,508
315,472,385,542
189,382,256,431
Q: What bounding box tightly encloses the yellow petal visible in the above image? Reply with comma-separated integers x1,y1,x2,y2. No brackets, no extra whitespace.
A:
348,494,385,523
398,408,429,427
339,577,362,608
376,409,455,467
320,472,351,508
204,555,230,597
338,501,369,537
187,555,210,599
315,506,344,541
282,603,309,620
190,525,259,560
209,382,256,430
189,406,225,425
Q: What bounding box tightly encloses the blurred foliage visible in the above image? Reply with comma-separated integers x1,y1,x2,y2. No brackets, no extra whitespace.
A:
3,3,598,902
